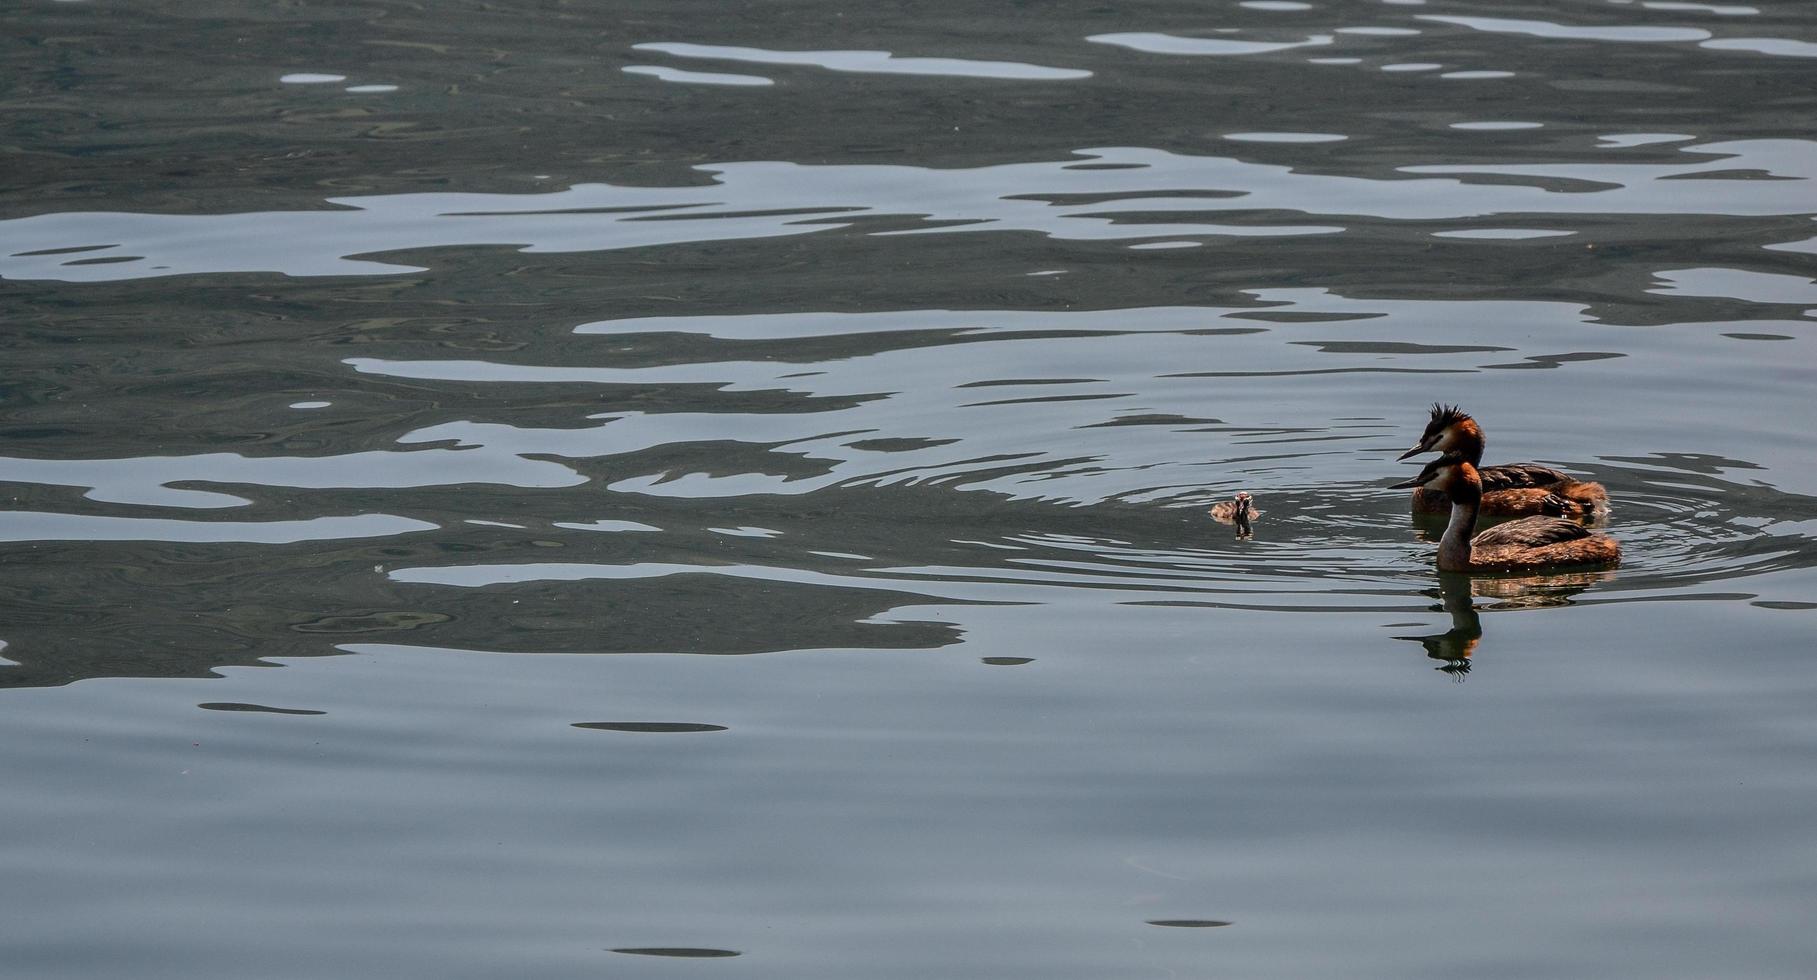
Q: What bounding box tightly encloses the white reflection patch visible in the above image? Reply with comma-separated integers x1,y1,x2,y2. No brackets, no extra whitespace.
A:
632,42,1090,80
0,449,583,508
1700,37,1817,58
621,65,774,86
1088,32,1334,56
1650,268,1817,304
1417,15,1711,43
0,511,435,544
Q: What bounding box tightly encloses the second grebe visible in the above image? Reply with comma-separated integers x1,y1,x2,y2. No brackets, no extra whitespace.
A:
1390,456,1620,573
1398,404,1608,517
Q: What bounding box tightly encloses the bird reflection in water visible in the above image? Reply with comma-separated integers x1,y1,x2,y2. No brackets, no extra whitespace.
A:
1397,573,1482,679
1396,570,1612,680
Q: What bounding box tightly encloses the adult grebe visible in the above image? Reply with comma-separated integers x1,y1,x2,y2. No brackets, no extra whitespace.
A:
1390,456,1620,573
1398,404,1608,517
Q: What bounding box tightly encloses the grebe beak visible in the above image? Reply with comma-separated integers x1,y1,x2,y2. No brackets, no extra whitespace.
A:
1387,474,1426,489
1396,441,1432,462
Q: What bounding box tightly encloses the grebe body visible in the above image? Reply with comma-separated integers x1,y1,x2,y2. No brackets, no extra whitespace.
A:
1391,457,1620,573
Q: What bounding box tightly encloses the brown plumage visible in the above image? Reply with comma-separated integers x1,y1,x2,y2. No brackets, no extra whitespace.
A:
1399,404,1608,517
1390,457,1620,573
1209,491,1255,522
1474,487,1592,518
1210,491,1256,537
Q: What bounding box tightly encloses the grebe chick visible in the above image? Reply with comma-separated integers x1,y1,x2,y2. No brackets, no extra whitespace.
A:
1209,491,1258,523
1399,404,1608,517
1210,492,1256,538
1390,456,1620,573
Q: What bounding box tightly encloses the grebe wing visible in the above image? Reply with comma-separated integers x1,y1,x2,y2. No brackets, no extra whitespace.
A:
1478,462,1569,492
1554,479,1610,509
1472,515,1594,549
1477,488,1584,517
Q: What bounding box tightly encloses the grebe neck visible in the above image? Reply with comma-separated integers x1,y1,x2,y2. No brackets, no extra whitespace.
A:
1437,466,1483,572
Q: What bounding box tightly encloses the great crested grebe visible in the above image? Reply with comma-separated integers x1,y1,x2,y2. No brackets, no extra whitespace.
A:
1398,404,1608,517
1390,455,1620,573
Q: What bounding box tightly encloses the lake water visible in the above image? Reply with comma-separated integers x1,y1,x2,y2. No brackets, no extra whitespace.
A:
5,1,1817,977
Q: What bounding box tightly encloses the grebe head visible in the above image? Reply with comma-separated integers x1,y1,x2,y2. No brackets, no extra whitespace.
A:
1397,404,1481,461
1389,453,1477,495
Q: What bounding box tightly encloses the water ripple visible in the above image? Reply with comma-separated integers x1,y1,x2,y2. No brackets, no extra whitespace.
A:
0,449,583,508
1087,32,1336,56
9,138,1810,282
621,65,774,87
1417,15,1713,43
0,511,434,544
632,42,1092,80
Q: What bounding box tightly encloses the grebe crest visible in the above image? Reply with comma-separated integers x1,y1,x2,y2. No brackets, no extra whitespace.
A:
1398,403,1477,462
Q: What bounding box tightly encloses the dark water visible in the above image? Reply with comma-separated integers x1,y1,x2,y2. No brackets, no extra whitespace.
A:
5,1,1817,976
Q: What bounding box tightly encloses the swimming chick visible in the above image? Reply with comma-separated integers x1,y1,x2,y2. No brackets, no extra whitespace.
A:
1390,456,1620,573
1398,404,1608,517
1209,491,1256,523
1210,491,1256,538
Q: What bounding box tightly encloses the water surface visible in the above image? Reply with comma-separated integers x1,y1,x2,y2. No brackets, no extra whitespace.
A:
5,1,1817,977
